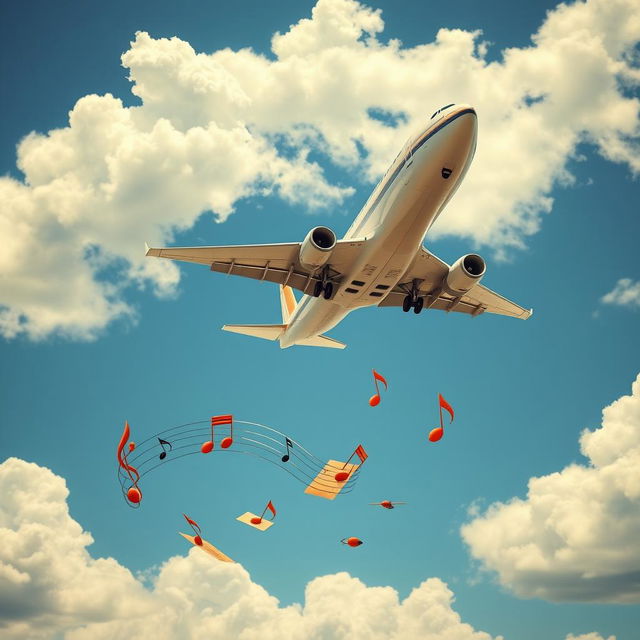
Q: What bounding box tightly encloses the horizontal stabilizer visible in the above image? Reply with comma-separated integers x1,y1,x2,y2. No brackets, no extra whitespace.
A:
295,334,346,349
222,324,286,341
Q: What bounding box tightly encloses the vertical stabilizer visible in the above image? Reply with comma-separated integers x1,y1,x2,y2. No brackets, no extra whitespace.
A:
279,285,297,324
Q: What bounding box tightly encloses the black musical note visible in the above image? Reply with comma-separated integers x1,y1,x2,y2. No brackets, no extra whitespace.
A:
158,438,172,460
281,437,293,462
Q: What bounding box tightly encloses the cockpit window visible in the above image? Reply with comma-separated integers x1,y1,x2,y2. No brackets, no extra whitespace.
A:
430,103,455,119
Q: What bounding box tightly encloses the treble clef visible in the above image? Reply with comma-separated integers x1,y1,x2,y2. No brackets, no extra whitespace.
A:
117,421,142,505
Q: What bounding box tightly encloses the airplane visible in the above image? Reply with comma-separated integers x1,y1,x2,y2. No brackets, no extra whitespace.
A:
369,500,407,510
146,103,532,349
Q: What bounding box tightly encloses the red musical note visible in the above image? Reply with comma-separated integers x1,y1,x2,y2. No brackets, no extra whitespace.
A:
117,421,142,505
369,369,388,406
428,393,455,442
341,537,363,547
183,513,203,546
250,500,277,525
201,414,234,453
335,444,368,482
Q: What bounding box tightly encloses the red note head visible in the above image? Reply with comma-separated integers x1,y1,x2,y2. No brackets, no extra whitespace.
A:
334,471,350,483
428,427,444,442
128,442,136,452
127,487,142,504
369,394,380,407
193,535,203,546
201,441,214,454
381,500,393,509
346,537,363,547
220,436,233,449
250,517,262,525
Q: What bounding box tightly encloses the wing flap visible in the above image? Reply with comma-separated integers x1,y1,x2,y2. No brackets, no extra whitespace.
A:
379,247,532,319
146,239,366,296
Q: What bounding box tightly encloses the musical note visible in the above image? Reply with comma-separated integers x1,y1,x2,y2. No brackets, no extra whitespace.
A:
281,437,293,462
183,513,203,546
340,537,363,547
334,444,368,482
158,438,172,460
117,421,142,505
201,414,234,453
369,369,388,406
250,500,277,525
428,393,454,442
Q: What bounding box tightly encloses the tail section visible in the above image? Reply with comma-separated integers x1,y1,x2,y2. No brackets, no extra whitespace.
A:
222,285,346,349
222,324,286,341
280,285,297,323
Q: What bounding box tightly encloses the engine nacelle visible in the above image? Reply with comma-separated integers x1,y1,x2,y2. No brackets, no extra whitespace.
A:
445,254,486,294
298,226,337,270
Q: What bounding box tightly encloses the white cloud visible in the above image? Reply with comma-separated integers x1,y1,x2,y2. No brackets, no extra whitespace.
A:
601,278,640,309
461,374,640,603
0,457,505,640
566,634,616,640
1,0,639,339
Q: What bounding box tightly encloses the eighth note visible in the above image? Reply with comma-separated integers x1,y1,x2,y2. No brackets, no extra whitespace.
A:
369,369,388,407
281,437,293,463
158,438,172,460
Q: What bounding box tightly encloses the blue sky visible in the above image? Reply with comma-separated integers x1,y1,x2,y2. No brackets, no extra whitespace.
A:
1,1,639,639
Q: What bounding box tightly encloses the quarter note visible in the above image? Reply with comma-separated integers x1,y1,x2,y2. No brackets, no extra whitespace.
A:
281,437,293,462
201,414,233,453
369,369,388,406
158,438,172,460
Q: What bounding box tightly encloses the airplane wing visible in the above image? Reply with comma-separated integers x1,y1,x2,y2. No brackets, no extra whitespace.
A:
378,247,532,319
145,240,365,297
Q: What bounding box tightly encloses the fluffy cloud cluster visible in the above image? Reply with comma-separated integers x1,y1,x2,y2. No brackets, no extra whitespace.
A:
461,374,640,603
0,457,503,640
601,278,640,309
1,0,639,339
566,635,615,640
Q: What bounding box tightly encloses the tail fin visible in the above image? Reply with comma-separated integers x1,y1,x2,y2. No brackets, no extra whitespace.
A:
222,324,286,341
296,334,346,349
280,285,297,323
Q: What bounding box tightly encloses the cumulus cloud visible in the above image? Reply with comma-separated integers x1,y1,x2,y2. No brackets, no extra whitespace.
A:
461,374,640,603
0,457,502,640
566,634,616,640
601,278,640,309
1,0,640,339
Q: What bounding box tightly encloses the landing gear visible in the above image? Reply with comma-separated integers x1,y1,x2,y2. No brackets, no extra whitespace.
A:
312,268,334,299
402,280,424,314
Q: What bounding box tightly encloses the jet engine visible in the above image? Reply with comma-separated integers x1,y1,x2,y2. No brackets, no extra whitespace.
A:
445,253,486,294
298,226,337,270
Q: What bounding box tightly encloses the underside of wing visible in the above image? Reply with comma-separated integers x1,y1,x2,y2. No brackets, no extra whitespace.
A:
378,247,532,319
146,240,365,297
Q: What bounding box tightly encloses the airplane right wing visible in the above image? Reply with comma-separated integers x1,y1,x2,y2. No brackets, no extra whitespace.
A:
378,247,532,319
146,239,365,297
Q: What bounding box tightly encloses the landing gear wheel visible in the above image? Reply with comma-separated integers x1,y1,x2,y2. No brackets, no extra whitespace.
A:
313,281,323,298
402,295,412,312
323,282,334,299
413,297,424,314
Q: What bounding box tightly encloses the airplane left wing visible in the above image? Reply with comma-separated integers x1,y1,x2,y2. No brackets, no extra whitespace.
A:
145,240,365,297
379,247,532,319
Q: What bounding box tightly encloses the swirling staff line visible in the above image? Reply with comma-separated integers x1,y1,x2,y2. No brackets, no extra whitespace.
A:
120,422,362,497
117,419,364,507
123,421,357,489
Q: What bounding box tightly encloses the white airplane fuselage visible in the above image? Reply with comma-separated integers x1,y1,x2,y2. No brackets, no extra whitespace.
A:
279,104,478,348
